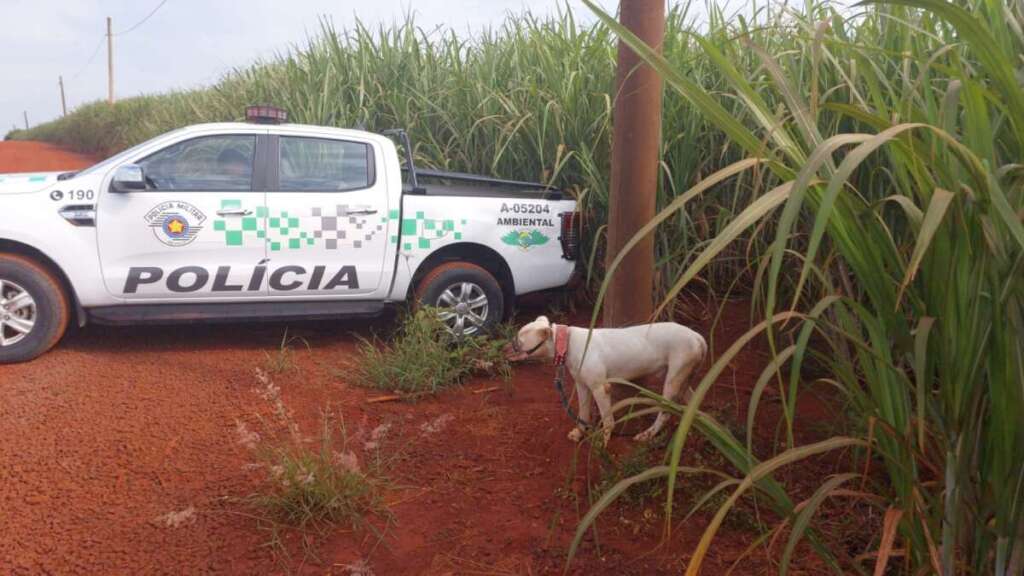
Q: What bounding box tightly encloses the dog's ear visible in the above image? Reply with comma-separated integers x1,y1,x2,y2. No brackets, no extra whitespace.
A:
540,325,552,340
536,315,550,327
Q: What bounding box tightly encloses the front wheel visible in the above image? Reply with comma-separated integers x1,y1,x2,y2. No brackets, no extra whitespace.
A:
414,262,503,336
0,255,70,364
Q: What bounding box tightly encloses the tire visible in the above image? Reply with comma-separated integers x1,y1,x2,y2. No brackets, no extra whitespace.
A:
414,262,503,336
0,254,70,364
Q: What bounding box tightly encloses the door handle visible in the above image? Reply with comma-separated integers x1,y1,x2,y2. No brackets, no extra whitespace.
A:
346,209,378,216
216,208,253,216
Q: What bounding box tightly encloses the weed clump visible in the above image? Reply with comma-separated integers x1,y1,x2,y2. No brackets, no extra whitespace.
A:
260,329,309,375
354,308,510,397
593,439,668,508
252,416,380,529
246,369,383,531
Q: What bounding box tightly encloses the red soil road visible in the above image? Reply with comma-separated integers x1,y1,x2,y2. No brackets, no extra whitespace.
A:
0,141,98,172
0,142,842,574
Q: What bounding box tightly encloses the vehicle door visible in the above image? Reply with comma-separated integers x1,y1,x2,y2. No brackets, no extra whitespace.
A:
263,134,391,298
97,132,270,300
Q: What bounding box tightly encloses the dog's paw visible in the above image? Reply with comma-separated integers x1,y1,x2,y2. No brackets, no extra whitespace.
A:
682,387,695,403
633,429,656,442
567,427,584,442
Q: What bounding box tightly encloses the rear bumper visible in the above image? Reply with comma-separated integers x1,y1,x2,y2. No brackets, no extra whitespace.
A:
566,261,584,290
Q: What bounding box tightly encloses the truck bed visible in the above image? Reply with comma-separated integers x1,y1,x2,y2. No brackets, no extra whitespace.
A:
402,167,564,200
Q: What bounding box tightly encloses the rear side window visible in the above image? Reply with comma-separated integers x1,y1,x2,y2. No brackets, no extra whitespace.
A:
138,135,256,191
279,137,372,192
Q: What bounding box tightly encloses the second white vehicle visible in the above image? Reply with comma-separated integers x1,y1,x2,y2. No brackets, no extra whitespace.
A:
0,106,579,362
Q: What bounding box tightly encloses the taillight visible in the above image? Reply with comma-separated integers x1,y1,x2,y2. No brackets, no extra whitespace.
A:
559,211,580,260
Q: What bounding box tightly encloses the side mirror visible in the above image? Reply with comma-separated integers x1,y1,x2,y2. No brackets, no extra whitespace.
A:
110,164,146,192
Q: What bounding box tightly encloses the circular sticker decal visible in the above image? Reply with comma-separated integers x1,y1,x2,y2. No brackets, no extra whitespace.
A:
144,201,206,247
50,190,64,201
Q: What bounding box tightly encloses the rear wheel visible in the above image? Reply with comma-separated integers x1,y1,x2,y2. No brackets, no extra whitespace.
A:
414,262,503,336
0,255,70,364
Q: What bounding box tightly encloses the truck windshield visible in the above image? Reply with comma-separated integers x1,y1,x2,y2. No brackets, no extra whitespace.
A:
74,127,190,178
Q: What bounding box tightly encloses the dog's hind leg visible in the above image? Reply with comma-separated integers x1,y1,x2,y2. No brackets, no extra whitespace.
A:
634,361,697,442
567,378,594,442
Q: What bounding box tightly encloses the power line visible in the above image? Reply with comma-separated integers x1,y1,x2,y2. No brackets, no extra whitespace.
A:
63,0,172,106
114,0,170,36
68,35,106,81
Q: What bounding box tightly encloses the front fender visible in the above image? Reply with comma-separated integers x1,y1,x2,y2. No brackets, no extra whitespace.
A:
0,189,112,308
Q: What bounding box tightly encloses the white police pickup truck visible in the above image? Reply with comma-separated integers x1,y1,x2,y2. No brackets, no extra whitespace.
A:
0,106,578,363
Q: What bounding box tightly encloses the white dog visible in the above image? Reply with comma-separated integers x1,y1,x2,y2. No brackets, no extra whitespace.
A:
507,316,706,445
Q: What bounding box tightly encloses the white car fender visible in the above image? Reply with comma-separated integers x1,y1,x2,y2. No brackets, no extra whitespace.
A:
0,175,114,307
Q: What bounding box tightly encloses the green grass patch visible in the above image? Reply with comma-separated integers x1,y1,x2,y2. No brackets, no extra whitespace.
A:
353,308,511,397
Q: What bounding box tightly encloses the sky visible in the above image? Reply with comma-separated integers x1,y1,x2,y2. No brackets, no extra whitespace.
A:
0,0,625,132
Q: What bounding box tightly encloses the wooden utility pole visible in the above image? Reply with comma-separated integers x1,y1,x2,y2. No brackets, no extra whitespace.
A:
23,111,29,130
106,17,114,104
58,75,67,116
603,0,664,327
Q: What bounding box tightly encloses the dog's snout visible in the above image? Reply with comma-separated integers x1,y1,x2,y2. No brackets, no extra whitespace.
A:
504,339,529,362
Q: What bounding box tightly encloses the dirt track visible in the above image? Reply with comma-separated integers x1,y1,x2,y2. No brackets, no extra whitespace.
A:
0,142,830,575
0,141,98,172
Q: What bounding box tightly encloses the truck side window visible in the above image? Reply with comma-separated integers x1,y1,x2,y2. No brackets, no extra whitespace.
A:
279,137,372,192
138,135,256,192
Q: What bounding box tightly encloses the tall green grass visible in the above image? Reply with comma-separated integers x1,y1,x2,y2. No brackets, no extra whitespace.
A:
577,1,1024,575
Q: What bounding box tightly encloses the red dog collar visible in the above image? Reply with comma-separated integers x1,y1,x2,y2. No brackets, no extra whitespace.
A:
553,324,570,366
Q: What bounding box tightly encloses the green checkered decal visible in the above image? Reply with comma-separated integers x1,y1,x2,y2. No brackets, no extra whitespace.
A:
214,200,388,252
213,200,268,246
391,210,467,252
265,210,308,252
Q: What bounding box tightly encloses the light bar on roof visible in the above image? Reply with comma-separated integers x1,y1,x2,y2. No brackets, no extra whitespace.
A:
245,105,288,124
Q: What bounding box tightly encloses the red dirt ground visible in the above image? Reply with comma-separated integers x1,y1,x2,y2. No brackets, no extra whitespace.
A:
0,143,850,575
0,141,99,172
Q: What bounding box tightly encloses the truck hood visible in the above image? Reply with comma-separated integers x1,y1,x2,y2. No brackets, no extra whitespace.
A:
0,171,64,194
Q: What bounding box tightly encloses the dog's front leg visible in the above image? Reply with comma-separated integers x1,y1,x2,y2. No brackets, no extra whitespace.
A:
567,378,593,443
592,382,615,446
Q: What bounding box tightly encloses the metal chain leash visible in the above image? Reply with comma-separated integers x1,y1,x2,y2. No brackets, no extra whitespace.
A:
552,364,637,437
